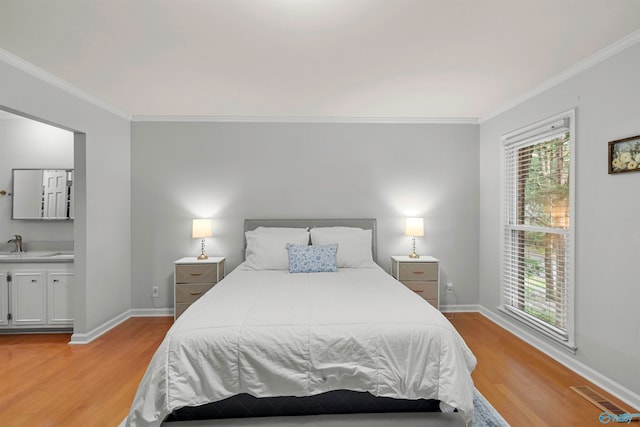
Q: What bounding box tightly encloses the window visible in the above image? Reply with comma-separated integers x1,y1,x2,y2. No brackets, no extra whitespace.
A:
501,110,575,350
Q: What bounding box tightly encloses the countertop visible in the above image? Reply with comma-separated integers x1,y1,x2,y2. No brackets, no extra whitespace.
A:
0,251,74,263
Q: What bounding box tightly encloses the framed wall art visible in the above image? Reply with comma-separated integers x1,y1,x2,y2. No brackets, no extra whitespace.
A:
608,135,640,174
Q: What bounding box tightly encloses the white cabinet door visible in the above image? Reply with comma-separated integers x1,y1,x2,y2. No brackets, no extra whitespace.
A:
48,271,73,325
0,271,8,326
11,270,46,325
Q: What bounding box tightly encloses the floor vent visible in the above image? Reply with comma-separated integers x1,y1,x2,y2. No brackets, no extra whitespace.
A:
571,385,636,418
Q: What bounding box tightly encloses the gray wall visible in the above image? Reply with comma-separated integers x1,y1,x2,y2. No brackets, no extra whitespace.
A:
0,116,74,248
0,59,131,335
479,43,640,399
131,122,479,310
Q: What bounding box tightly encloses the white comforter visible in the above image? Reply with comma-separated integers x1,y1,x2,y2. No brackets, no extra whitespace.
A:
125,265,477,426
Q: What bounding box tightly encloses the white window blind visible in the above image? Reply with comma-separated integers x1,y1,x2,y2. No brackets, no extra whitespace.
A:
501,110,575,349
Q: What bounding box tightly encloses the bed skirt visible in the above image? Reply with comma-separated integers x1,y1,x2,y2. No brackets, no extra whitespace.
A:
165,390,441,421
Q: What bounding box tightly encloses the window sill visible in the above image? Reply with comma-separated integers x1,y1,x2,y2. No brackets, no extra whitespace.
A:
498,305,577,354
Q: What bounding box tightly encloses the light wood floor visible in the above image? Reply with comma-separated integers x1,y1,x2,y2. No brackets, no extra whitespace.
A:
445,313,636,426
0,313,634,426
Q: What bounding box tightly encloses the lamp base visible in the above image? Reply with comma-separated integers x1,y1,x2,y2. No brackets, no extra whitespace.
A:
408,236,419,258
197,238,208,260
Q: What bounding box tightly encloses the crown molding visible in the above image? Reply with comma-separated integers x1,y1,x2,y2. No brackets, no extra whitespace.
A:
130,115,480,124
0,110,26,120
0,50,478,125
481,28,640,123
4,26,640,125
0,48,130,120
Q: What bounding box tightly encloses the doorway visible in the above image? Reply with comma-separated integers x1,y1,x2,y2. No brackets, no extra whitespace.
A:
0,107,83,333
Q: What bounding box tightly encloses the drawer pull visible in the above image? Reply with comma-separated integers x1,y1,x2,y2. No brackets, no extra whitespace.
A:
412,270,425,274
413,289,424,293
190,272,203,276
189,291,203,296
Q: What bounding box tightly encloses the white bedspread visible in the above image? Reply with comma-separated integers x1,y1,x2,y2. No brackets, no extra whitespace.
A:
125,265,477,426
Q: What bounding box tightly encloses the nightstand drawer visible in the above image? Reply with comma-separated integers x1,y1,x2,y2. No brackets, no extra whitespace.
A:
398,262,438,281
174,257,225,320
402,281,438,299
175,264,218,284
175,303,191,319
391,256,440,311
175,283,214,303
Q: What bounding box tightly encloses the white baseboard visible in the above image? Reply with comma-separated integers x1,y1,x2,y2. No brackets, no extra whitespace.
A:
479,305,640,411
130,308,174,317
69,310,131,345
69,308,174,344
440,304,480,313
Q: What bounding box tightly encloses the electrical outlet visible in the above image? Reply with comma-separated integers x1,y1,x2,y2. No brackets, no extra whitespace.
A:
152,286,159,298
446,283,454,293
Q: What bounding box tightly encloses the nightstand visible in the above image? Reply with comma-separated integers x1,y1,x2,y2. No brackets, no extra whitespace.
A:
174,257,225,319
391,255,440,309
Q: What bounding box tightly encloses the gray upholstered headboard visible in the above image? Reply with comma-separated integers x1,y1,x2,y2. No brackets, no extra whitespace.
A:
244,218,377,263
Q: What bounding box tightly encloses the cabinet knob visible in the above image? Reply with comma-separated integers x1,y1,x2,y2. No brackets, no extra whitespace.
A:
53,279,59,283
31,279,37,283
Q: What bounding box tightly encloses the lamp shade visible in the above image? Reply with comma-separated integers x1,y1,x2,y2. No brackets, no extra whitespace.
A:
405,217,424,237
192,219,212,238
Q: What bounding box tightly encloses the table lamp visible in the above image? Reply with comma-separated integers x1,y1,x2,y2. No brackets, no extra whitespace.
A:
405,217,424,259
192,219,212,260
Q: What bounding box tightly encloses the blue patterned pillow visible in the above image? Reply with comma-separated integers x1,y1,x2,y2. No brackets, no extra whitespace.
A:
287,243,338,273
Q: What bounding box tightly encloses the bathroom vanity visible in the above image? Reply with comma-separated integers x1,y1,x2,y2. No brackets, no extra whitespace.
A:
0,252,74,332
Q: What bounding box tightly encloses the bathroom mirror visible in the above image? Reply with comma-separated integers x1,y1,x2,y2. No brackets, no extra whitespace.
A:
12,169,74,220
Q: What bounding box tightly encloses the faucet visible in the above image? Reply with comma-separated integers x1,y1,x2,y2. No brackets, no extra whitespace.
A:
7,235,23,252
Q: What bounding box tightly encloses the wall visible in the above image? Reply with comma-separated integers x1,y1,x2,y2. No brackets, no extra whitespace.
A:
131,121,479,311
0,57,131,336
0,115,74,248
479,43,640,402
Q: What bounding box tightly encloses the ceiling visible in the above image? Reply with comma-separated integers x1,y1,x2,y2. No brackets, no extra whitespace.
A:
1,0,640,120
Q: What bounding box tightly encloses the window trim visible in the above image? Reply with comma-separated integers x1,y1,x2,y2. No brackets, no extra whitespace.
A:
499,109,576,352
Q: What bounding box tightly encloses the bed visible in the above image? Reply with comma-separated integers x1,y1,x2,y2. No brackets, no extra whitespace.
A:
125,219,476,426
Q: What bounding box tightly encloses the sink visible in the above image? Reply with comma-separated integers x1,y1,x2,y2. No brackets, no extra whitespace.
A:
19,251,59,257
0,251,72,259
24,251,60,257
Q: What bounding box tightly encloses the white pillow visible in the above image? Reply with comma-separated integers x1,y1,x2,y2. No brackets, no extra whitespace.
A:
253,226,309,233
310,227,375,268
312,226,362,232
244,229,310,270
